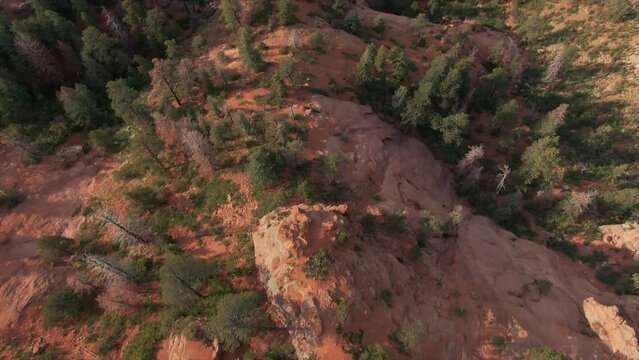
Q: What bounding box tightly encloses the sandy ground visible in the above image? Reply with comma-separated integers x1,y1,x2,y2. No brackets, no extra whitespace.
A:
0,144,114,353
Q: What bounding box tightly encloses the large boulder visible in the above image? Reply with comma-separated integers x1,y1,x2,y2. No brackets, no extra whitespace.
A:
253,204,351,360
583,297,639,360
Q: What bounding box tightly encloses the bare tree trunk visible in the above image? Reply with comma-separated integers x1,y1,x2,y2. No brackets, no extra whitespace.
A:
163,74,182,106
98,213,148,244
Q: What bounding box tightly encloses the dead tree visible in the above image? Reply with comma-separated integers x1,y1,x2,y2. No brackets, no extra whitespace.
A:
153,112,179,148
180,127,214,176
97,210,148,245
14,33,62,82
149,58,182,106
496,164,511,194
101,7,131,46
79,254,138,283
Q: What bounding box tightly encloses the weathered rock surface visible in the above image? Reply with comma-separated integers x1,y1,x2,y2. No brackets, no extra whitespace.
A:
253,204,351,360
251,95,639,359
156,333,219,360
583,297,639,359
600,223,639,258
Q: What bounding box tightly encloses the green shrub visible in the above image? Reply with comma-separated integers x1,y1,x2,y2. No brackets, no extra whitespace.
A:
335,299,350,328
0,185,24,208
37,235,74,262
264,342,296,360
360,213,377,235
125,186,168,212
309,31,327,52
43,287,97,328
545,237,577,259
115,161,151,181
533,279,553,295
191,35,206,53
247,147,285,192
596,265,620,286
390,322,424,354
123,322,163,360
191,177,239,211
381,210,407,233
303,249,332,279
253,188,293,219
372,16,385,35
94,313,126,355
529,346,567,360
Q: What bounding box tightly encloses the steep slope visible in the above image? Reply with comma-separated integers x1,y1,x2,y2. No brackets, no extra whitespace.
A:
253,95,639,359
0,145,112,332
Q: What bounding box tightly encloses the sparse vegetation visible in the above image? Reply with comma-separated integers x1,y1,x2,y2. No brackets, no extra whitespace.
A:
303,249,332,279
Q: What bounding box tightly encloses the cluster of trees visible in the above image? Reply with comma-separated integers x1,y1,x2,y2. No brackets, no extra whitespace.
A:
0,0,182,161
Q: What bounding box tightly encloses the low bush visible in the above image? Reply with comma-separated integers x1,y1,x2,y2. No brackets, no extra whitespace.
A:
43,287,97,328
303,249,332,279
37,235,74,262
0,185,24,208
125,186,168,212
191,177,239,212
122,322,163,360
529,346,567,360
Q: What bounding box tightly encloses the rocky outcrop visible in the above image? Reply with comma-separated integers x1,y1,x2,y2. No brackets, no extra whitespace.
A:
253,204,351,360
600,223,639,258
583,297,639,359
156,333,219,360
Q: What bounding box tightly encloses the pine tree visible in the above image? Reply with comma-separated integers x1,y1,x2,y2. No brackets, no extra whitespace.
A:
520,136,562,188
353,43,377,88
160,254,217,310
491,99,518,128
220,0,243,30
206,292,267,351
237,28,265,72
374,45,387,75
106,79,148,123
122,0,146,36
438,57,471,112
58,83,104,129
536,103,568,138
401,81,434,128
431,113,469,145
390,46,409,85
277,0,297,26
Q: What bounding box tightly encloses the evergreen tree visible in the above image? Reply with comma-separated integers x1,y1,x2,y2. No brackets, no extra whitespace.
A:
438,57,471,112
11,9,75,46
122,0,146,37
475,67,510,110
237,28,265,72
58,83,105,129
492,99,518,128
37,235,74,262
160,254,217,311
353,43,378,88
390,46,409,85
536,103,568,138
401,81,434,128
0,78,33,125
391,85,408,115
520,136,562,188
220,0,243,30
247,146,285,192
277,0,297,26
206,292,267,351
106,79,148,124
431,113,469,145
374,45,388,75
